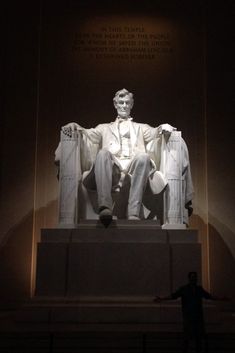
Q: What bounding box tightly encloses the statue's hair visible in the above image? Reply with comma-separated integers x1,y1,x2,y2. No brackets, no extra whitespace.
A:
113,88,134,108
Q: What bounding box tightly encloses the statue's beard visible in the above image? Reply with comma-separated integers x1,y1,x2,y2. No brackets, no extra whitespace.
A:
117,110,131,118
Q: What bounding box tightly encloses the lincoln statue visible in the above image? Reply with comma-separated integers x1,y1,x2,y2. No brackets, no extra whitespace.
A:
55,88,194,225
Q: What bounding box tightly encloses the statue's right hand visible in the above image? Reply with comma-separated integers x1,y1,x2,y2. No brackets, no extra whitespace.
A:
62,122,83,136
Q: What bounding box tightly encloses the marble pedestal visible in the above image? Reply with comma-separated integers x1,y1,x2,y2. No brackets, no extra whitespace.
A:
23,222,220,324
35,221,201,299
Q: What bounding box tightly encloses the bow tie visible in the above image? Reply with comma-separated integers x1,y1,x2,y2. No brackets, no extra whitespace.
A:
117,116,133,122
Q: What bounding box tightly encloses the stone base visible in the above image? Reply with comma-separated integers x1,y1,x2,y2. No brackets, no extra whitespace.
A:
23,223,221,325
35,221,201,298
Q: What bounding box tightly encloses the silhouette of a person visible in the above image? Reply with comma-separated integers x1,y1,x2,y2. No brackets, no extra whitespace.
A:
155,272,224,353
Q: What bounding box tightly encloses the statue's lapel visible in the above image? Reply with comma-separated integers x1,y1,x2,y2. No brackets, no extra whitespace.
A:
129,121,139,147
109,120,120,142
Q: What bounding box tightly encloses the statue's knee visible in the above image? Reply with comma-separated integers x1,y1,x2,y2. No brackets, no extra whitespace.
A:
136,153,150,166
96,149,112,161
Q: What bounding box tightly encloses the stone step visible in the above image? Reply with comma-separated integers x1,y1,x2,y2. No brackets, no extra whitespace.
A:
0,330,234,353
16,300,220,325
40,226,199,244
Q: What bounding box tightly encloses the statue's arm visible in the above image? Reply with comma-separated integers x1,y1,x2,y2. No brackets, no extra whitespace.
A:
55,122,102,174
155,123,177,136
62,122,84,136
142,123,177,143
62,122,102,145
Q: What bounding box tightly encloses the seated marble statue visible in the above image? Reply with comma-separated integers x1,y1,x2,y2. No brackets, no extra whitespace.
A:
55,88,194,225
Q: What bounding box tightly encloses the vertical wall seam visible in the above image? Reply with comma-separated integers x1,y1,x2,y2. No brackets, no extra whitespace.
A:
31,0,43,297
203,1,210,291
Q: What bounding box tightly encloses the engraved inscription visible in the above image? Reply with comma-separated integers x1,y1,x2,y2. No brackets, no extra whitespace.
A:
72,26,173,60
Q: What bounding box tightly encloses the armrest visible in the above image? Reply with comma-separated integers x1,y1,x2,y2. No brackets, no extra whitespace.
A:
58,129,82,225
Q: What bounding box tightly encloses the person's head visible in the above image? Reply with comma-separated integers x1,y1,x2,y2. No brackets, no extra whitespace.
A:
113,88,134,119
188,271,198,285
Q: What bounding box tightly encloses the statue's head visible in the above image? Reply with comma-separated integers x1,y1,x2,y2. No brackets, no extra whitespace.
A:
113,88,134,119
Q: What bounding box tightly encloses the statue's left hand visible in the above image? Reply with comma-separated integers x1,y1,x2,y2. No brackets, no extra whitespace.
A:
159,123,176,135
62,122,84,137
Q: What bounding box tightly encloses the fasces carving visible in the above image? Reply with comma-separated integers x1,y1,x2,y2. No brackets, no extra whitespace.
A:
161,132,194,227
57,131,81,225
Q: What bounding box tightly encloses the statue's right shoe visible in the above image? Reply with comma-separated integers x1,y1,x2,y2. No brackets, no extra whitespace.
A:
128,215,140,220
99,207,113,224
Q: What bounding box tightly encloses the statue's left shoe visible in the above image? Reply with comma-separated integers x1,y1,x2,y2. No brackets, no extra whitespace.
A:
99,207,113,226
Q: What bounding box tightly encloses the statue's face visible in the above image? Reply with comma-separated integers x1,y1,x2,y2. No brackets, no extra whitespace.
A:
115,95,132,118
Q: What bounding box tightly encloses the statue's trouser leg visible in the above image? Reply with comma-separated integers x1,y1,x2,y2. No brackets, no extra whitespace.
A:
128,153,151,217
94,149,116,211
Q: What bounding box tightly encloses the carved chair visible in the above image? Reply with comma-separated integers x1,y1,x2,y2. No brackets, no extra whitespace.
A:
55,130,193,228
